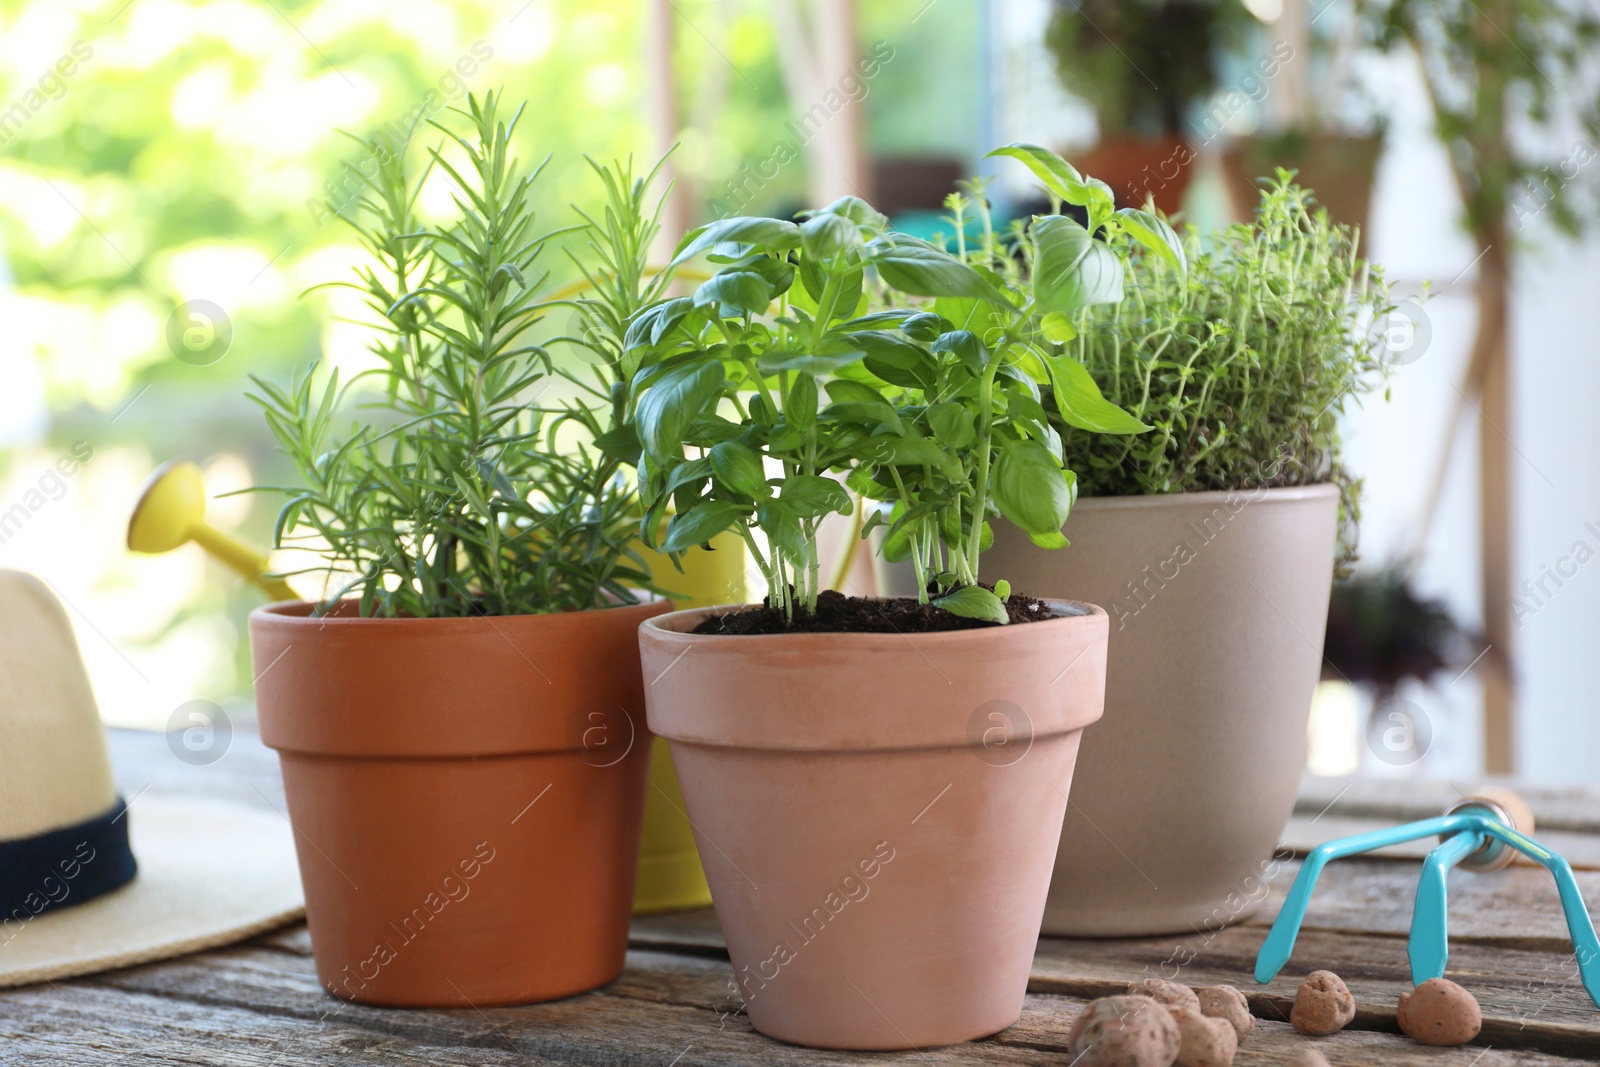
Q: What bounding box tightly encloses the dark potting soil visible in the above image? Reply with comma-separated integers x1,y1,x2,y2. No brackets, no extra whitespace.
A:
691,587,1064,636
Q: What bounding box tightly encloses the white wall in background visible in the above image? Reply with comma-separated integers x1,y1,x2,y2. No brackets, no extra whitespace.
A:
998,4,1600,780
1349,47,1600,783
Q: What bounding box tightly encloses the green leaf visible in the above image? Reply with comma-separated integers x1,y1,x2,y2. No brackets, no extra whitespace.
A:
1040,312,1078,344
866,434,949,469
992,438,1074,544
825,380,891,407
662,501,748,553
1115,208,1187,280
1032,215,1124,314
756,497,808,565
823,401,904,435
781,475,852,518
815,195,888,232
592,423,642,466
933,584,1009,625
757,349,866,375
855,331,937,390
867,234,1010,306
784,373,818,430
709,440,771,499
993,578,1011,601
636,361,726,460
1046,354,1151,434
671,216,803,267
694,271,774,317
624,297,697,350
900,312,949,342
931,329,987,372
926,401,976,449
987,143,1115,228
801,212,862,261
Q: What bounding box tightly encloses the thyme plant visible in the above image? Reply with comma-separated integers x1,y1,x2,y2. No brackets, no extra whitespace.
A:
247,93,659,617
961,151,1396,560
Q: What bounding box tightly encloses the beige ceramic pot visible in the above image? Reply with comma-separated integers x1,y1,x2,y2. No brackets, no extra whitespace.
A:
639,601,1108,1050
978,484,1338,936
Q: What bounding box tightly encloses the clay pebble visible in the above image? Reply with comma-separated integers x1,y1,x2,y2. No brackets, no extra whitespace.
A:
1066,994,1183,1067
1127,977,1201,1014
1397,977,1482,1046
1290,970,1356,1036
1195,984,1254,1042
1171,1009,1237,1067
1288,1049,1331,1066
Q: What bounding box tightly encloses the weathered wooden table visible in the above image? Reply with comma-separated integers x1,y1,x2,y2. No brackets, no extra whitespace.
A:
4,729,1599,1064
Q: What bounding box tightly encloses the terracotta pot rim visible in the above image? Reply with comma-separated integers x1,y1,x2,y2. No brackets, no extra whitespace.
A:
249,596,665,629
1075,482,1338,511
641,597,1104,644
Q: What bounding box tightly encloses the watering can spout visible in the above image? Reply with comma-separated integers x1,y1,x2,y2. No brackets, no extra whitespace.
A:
128,460,297,602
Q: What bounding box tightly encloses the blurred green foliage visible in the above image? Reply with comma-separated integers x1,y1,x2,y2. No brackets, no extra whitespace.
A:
0,0,983,706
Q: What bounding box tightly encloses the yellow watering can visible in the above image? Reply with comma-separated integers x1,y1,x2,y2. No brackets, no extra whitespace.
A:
127,460,296,601
631,530,745,915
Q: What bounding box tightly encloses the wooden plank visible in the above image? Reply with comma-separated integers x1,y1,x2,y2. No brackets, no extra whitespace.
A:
634,855,1600,952
3,936,1590,1065
1283,813,1600,871
58,943,1062,1064
1296,776,1600,835
631,907,1600,1057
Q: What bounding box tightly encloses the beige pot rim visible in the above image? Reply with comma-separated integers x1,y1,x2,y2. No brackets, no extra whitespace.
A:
1074,481,1338,513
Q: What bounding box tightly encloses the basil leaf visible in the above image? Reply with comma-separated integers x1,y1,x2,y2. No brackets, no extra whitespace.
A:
636,361,726,461
992,437,1073,547
867,234,1010,306
1116,208,1187,280
1047,353,1151,434
662,501,748,553
1032,215,1124,314
671,216,802,267
694,271,774,317
781,474,852,519
709,440,771,499
933,584,1009,625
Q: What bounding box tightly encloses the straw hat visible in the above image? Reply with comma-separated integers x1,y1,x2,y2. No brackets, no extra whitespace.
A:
0,570,303,988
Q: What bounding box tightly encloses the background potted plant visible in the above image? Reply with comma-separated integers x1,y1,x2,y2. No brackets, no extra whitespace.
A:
969,149,1398,935
1045,0,1252,212
246,94,669,1006
622,170,1172,1049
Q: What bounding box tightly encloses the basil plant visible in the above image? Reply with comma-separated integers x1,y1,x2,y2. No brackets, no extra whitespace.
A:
616,150,1174,624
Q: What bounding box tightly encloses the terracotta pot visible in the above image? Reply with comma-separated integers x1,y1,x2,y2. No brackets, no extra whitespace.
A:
1222,132,1383,231
249,598,665,1007
639,602,1108,1050
1074,134,1197,215
978,485,1339,936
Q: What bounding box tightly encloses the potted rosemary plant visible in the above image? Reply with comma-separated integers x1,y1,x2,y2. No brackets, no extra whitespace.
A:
245,94,668,1007
974,147,1397,936
623,178,1164,1049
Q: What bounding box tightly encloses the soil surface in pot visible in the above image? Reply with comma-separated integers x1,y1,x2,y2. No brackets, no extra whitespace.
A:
691,587,1059,635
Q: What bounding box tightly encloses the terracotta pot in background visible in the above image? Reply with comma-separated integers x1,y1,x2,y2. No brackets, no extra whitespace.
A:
249,598,665,1007
1074,134,1197,215
1222,132,1383,231
639,602,1108,1050
979,485,1339,936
